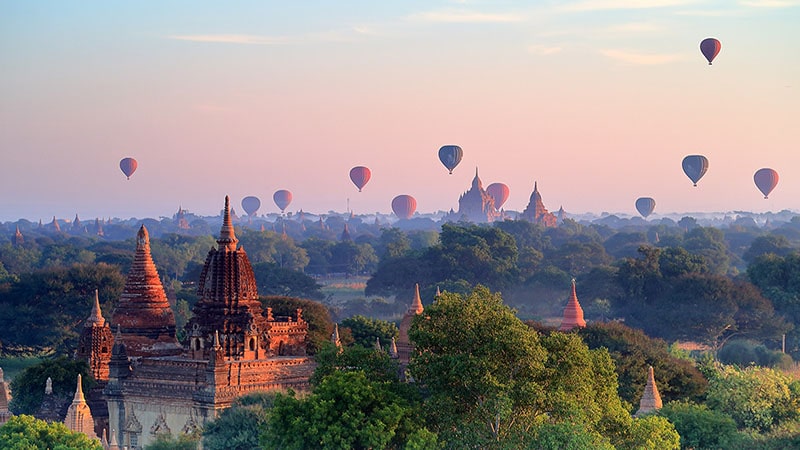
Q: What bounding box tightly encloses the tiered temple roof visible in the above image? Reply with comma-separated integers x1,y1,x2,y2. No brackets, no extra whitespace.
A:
111,225,181,357
520,182,557,227
559,279,586,331
76,290,114,381
448,168,500,223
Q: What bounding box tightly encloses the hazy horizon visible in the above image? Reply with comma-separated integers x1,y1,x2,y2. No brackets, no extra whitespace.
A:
2,1,798,222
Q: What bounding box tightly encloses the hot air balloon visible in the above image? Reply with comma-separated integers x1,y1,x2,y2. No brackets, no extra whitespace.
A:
682,155,709,187
754,168,779,199
273,190,293,213
349,166,371,192
438,145,463,174
700,38,721,65
119,157,138,180
391,195,416,219
635,197,656,218
241,196,261,216
486,183,510,210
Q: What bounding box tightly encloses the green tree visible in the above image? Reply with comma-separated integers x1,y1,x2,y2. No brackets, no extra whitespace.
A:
0,414,103,450
527,422,614,450
310,342,402,386
340,315,399,349
9,357,94,415
621,415,680,450
143,433,200,450
658,401,738,450
376,227,411,260
262,296,334,354
705,365,800,431
252,262,324,300
0,263,125,353
203,393,274,450
262,371,411,450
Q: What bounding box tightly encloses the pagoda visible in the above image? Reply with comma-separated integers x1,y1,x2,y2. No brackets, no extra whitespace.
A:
635,366,663,416
397,284,425,365
446,168,500,223
111,225,182,357
558,279,586,331
520,182,557,227
64,374,97,440
76,290,114,381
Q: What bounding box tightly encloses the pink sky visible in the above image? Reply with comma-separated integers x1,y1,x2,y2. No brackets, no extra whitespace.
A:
1,1,799,221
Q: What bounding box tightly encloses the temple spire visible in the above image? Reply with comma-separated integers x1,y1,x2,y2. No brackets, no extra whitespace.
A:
559,279,586,331
409,284,424,314
218,196,238,251
64,374,96,439
73,374,85,403
635,366,663,416
85,289,105,327
331,324,341,349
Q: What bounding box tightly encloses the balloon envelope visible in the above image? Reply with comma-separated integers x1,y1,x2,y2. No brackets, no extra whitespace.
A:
119,157,138,180
700,38,721,65
273,190,293,212
241,196,261,216
486,183,510,210
349,166,371,192
391,195,416,219
438,145,463,174
754,168,779,199
682,155,709,186
635,197,656,218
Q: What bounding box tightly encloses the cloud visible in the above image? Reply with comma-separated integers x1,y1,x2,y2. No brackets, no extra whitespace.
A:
409,9,526,23
528,44,563,55
739,0,800,6
562,0,699,11
600,49,684,64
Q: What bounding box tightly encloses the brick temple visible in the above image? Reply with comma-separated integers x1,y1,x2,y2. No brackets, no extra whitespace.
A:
75,196,315,449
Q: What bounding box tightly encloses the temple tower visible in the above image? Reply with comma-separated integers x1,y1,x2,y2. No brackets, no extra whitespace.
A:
186,196,271,360
397,284,424,364
111,225,182,357
635,366,663,416
520,182,557,227
13,225,23,246
559,279,586,331
64,374,97,440
76,290,114,381
449,168,499,223
0,367,11,425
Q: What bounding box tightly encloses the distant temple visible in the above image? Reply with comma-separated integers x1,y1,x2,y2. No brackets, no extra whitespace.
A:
520,182,557,227
13,225,23,246
102,196,314,448
174,206,190,230
559,279,586,331
635,366,663,416
397,284,425,367
445,168,501,223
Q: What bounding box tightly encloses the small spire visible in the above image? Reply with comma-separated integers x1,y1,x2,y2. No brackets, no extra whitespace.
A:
374,337,382,352
559,278,586,331
409,283,424,314
218,196,239,251
110,428,119,447
86,289,105,327
331,324,341,349
636,366,663,416
390,337,398,358
73,374,85,403
45,377,53,395
101,429,109,447
435,286,441,298
213,330,221,350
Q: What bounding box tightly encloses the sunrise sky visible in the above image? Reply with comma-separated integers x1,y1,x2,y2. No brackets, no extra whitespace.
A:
1,1,799,221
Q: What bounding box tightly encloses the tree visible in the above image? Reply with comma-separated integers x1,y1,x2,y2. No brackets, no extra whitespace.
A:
310,342,402,386
262,371,412,450
339,315,398,349
9,357,95,415
658,401,738,450
743,234,793,264
143,433,200,450
705,365,800,431
203,393,274,450
376,227,411,260
0,414,103,450
621,415,680,450
409,286,549,446
262,296,334,354
252,262,324,300
431,224,519,291
0,263,125,353
578,322,708,405
527,422,614,450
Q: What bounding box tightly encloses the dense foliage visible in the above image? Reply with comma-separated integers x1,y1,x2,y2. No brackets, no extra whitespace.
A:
0,415,103,450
